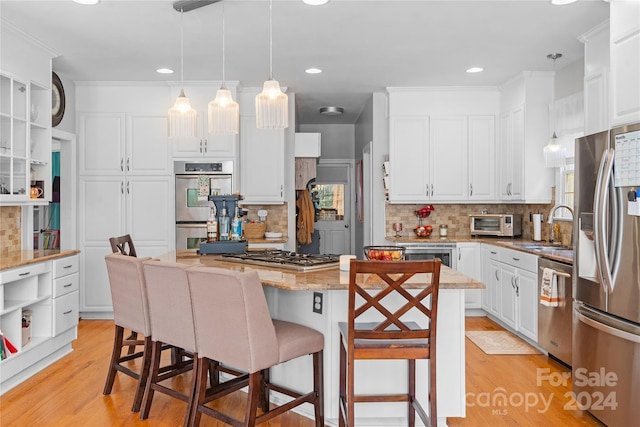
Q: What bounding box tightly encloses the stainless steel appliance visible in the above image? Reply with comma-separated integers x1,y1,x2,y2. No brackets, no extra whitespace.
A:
537,257,572,367
469,213,522,237
396,242,455,268
175,160,233,250
221,251,340,272
573,122,640,427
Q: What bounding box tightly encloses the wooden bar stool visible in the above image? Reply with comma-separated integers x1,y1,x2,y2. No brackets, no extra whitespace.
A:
338,259,441,427
187,267,324,427
109,234,137,257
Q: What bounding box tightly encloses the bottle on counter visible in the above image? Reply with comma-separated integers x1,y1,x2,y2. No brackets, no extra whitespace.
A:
231,205,242,240
207,206,218,242
218,200,230,241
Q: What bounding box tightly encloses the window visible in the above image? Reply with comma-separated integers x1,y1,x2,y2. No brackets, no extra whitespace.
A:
554,157,575,220
310,184,345,221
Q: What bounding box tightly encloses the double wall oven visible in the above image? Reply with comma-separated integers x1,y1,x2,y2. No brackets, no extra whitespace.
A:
175,160,233,250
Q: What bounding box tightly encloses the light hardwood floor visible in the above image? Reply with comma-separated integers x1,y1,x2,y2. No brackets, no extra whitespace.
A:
0,317,605,426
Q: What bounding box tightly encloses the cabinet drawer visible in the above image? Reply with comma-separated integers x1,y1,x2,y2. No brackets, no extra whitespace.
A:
53,291,79,336
500,248,537,272
0,262,50,284
484,245,502,261
53,273,79,298
53,255,79,278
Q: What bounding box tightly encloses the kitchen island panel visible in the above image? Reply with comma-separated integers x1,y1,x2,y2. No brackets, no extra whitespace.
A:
263,286,466,426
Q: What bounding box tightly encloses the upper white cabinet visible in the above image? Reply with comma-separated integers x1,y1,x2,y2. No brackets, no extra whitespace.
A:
610,0,640,126
498,72,554,203
168,84,238,159
240,116,285,204
79,113,170,176
0,26,52,205
294,132,321,158
387,88,499,204
388,116,430,202
580,21,610,135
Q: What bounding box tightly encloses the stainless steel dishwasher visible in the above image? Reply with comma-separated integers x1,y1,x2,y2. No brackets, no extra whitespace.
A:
537,257,573,367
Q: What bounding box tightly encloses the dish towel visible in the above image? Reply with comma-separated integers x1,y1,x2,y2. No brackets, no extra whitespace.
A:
540,268,559,307
197,175,209,201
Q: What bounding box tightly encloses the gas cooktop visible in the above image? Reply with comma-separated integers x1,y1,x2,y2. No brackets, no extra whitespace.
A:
221,251,340,272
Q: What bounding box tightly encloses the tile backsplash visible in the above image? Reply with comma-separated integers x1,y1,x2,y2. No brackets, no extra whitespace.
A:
0,206,22,254
385,192,573,246
243,203,288,238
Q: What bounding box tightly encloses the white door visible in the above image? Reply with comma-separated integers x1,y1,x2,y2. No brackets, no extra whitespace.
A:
312,162,352,255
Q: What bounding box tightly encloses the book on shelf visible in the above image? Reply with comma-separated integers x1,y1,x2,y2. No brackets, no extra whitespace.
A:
1,331,18,359
41,229,60,249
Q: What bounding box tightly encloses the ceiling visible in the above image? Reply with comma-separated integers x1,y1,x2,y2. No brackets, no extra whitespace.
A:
0,0,609,125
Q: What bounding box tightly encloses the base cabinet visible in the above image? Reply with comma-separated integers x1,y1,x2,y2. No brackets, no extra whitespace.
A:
482,245,539,342
456,242,482,310
0,254,79,394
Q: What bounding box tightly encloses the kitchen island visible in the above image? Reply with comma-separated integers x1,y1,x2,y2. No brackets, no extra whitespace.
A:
157,251,484,427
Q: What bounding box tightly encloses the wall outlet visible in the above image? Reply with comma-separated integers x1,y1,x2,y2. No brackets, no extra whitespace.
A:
313,292,323,314
15,215,20,229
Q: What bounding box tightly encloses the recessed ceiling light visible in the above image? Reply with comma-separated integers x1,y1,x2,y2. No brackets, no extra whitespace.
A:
466,67,484,73
551,0,577,5
320,106,344,115
303,0,330,5
156,68,174,74
305,68,322,74
73,0,100,4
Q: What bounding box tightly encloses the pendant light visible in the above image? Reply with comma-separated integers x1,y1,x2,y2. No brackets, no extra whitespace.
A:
208,3,239,134
255,0,288,129
543,53,566,168
168,8,197,138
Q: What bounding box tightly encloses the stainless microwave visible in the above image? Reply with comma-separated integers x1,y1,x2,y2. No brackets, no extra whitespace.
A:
470,213,522,237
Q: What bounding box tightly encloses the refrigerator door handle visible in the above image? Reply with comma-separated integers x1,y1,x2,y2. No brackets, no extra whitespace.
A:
576,307,640,344
593,148,615,293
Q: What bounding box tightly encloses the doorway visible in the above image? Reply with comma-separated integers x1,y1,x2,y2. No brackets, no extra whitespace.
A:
312,161,353,255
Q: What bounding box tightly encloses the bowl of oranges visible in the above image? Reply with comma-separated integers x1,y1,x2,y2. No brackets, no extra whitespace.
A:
363,246,405,261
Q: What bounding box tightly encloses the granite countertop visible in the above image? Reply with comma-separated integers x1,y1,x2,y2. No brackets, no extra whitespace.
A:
0,249,81,271
156,250,485,292
387,235,574,265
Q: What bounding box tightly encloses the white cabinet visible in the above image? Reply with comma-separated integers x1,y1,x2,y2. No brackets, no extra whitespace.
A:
481,245,539,342
80,113,170,176
388,115,495,203
388,116,430,202
0,254,78,394
610,0,640,126
468,116,496,200
456,242,482,310
78,112,172,314
239,116,285,204
294,133,321,157
0,75,51,205
498,73,554,203
581,21,610,134
169,84,238,159
499,107,524,200
170,112,237,158
0,26,52,206
481,245,501,318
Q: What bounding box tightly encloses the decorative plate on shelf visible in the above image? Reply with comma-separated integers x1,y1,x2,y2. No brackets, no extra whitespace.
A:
52,72,65,127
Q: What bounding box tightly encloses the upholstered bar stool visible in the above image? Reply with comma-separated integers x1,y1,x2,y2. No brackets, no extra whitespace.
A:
109,234,139,355
187,267,325,427
139,260,197,424
103,253,154,412
338,259,441,427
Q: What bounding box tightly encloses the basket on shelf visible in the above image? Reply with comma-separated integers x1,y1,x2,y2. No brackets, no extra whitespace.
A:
244,222,267,239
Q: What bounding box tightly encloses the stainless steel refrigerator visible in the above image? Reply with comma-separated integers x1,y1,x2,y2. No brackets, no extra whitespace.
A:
573,122,640,427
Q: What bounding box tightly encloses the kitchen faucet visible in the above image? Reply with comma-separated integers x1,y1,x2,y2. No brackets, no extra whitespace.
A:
547,204,574,245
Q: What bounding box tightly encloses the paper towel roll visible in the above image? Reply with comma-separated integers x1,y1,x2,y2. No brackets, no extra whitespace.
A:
340,255,356,271
533,214,542,241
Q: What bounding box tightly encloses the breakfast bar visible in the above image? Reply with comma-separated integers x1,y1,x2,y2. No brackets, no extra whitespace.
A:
157,251,484,427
